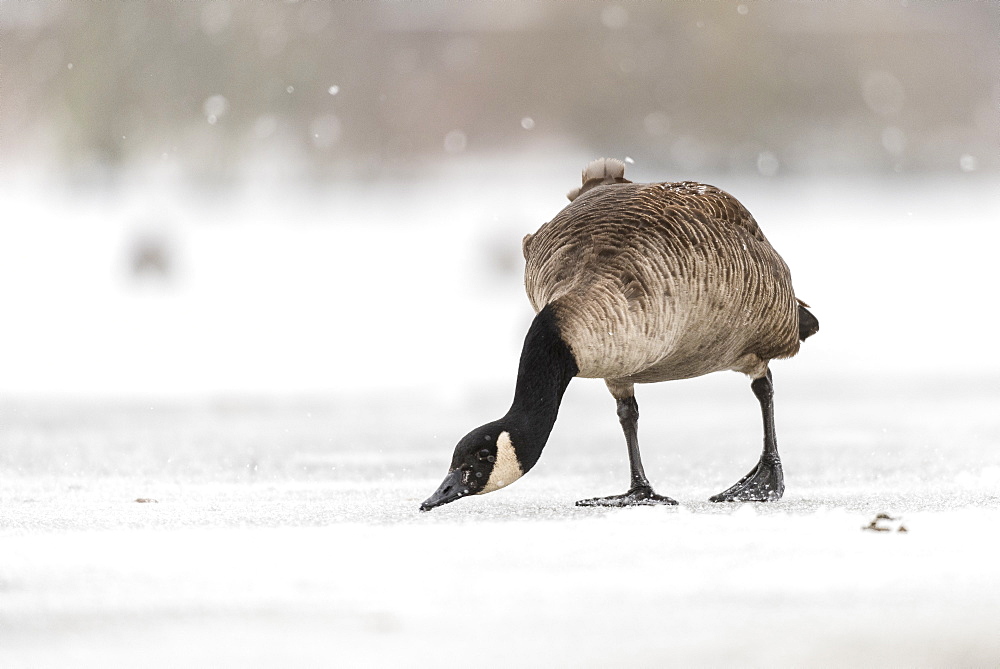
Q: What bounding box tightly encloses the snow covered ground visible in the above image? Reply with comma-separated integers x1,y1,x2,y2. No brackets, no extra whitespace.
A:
2,164,999,666
3,379,1000,667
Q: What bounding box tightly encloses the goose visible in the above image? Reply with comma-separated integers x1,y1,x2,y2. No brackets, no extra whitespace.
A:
420,158,818,511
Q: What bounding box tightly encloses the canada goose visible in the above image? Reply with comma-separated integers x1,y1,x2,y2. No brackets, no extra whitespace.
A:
421,158,818,511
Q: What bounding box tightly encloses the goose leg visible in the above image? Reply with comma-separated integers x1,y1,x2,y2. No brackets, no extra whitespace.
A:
710,369,785,502
576,395,678,506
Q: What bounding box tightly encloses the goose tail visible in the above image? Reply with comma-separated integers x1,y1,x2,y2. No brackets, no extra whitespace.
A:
797,299,819,342
567,157,632,201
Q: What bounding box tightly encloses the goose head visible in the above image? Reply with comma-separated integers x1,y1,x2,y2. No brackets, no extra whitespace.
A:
420,305,577,512
420,422,527,511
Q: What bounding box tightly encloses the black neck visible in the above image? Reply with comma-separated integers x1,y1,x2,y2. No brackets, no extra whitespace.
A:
503,305,578,471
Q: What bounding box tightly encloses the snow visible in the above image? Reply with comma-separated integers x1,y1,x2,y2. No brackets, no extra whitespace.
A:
2,164,999,665
4,507,1000,666
4,375,1000,666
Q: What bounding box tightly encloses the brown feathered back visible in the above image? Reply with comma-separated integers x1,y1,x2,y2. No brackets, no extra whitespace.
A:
523,162,802,394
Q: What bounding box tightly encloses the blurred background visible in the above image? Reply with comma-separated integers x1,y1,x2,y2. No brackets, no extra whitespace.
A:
1,0,998,397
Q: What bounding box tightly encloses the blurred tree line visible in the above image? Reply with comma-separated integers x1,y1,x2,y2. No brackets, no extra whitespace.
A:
2,0,997,184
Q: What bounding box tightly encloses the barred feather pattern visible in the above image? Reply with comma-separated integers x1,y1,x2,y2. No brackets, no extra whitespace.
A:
523,181,801,394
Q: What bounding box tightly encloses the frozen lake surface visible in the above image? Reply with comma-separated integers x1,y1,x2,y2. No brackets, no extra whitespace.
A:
3,374,999,667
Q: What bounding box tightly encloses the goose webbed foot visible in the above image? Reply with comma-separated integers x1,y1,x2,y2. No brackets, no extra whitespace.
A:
576,484,678,507
710,453,784,502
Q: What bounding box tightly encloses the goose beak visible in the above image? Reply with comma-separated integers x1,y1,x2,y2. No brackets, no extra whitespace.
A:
420,469,469,511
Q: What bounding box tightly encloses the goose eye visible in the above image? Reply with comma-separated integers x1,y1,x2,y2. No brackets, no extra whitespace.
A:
487,455,495,463
478,448,490,460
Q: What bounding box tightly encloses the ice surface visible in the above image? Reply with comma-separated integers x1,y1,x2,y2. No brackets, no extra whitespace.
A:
3,375,1000,667
2,167,999,665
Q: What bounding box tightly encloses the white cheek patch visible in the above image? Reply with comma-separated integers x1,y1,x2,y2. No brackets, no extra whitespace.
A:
478,431,523,494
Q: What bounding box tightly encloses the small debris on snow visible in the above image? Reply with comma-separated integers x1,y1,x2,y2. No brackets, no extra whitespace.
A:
863,513,907,533
134,498,159,504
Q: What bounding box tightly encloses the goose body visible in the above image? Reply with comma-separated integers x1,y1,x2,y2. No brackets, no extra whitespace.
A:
524,179,799,390
421,159,817,511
